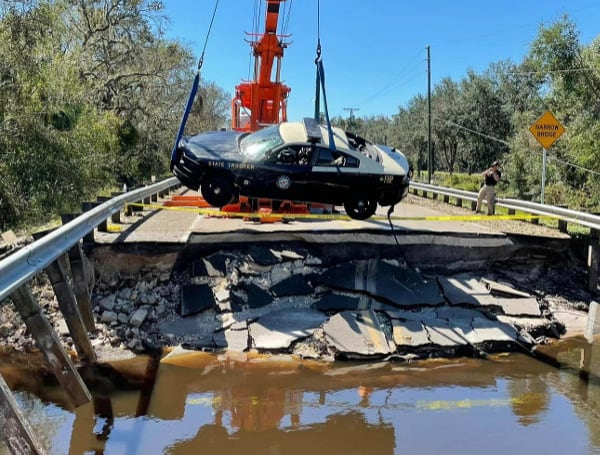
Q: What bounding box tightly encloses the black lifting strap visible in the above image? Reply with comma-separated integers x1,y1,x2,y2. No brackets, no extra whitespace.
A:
170,0,220,170
312,0,335,151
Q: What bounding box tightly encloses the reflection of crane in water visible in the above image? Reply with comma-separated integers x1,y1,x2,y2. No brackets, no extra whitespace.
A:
231,0,292,132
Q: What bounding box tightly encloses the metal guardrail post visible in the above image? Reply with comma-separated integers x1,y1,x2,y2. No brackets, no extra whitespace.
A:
10,285,91,407
0,373,46,455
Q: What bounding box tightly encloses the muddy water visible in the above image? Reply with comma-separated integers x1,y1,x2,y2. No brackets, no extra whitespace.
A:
2,341,600,455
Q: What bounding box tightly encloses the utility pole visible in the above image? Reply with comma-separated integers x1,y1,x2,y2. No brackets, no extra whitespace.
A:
427,45,432,184
343,107,359,119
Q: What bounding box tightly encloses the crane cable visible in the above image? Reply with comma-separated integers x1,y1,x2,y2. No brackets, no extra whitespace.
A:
170,0,220,170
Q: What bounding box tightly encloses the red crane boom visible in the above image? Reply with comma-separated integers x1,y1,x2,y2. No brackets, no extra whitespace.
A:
231,0,291,132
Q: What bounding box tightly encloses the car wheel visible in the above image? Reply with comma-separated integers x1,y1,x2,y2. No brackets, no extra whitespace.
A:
344,196,377,220
201,175,235,207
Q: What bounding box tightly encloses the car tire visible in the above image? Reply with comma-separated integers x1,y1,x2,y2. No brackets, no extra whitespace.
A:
344,196,377,220
201,175,235,207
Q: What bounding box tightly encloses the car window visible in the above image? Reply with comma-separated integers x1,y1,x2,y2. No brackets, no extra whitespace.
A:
263,145,313,165
240,126,284,161
315,148,359,168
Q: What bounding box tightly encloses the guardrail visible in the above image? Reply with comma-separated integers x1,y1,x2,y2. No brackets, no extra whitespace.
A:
410,181,600,232
409,180,599,293
0,176,181,449
0,177,180,303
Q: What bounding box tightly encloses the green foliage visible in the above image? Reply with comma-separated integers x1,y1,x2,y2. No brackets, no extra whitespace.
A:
0,0,230,229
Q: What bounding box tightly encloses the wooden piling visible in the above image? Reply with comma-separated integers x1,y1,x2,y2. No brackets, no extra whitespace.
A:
44,259,96,363
60,215,96,332
0,373,46,455
10,285,91,407
31,230,95,352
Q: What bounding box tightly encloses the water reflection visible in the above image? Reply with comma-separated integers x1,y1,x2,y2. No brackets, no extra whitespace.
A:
2,348,600,454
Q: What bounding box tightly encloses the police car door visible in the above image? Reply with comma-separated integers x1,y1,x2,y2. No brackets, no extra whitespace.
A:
308,147,361,204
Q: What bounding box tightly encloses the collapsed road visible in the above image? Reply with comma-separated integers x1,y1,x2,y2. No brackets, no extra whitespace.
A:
2,194,594,364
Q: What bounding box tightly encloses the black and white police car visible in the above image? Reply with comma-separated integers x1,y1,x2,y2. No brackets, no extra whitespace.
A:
171,118,411,220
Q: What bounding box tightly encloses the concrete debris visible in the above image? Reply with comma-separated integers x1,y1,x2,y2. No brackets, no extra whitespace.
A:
323,310,393,357
0,244,593,363
249,309,326,350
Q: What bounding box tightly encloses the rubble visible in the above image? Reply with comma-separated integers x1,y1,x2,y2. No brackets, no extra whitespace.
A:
0,243,595,362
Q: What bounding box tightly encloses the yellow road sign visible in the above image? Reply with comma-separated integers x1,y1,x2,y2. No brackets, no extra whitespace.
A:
529,110,565,149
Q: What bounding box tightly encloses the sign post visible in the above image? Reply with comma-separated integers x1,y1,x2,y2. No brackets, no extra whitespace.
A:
529,111,565,204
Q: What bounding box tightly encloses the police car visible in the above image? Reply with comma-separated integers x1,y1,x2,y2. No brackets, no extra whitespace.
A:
171,118,411,220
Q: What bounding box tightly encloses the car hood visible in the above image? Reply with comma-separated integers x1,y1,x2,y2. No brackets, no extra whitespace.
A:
180,131,245,161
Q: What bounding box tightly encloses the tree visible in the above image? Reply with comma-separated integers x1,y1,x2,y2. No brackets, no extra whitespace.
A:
431,78,461,173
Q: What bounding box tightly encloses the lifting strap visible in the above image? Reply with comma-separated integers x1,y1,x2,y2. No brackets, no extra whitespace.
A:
170,0,220,170
313,0,335,151
314,59,335,151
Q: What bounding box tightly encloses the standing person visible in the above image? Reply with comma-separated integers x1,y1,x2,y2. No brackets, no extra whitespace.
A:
476,161,501,215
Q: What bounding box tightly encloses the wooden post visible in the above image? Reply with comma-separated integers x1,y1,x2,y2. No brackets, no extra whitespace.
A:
10,285,91,407
110,192,123,224
44,260,96,363
81,202,95,244
470,200,477,211
589,229,599,292
558,218,568,233
508,208,515,216
0,373,46,455
96,197,110,233
443,195,449,204
60,215,95,332
456,198,462,208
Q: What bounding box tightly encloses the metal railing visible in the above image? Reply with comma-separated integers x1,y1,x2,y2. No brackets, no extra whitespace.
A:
0,177,180,303
410,181,600,232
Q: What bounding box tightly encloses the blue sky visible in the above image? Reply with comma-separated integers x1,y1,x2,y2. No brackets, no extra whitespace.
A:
163,0,599,122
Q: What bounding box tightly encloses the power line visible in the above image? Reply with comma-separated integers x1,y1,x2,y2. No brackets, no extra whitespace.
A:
357,48,424,106
507,68,600,76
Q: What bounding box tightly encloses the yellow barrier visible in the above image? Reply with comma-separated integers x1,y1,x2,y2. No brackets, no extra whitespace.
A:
124,202,558,223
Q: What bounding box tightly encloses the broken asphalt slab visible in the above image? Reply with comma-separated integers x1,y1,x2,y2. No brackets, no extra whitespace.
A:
323,310,393,357
315,260,444,307
249,308,327,350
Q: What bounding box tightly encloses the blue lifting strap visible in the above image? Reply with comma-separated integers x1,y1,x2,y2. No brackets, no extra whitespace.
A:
314,60,335,151
170,0,219,171
170,71,200,170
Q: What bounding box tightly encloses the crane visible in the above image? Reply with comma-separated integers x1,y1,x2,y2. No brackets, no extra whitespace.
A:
231,0,291,132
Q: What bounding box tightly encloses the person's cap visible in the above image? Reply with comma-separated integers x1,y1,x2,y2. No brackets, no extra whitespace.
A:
491,161,500,167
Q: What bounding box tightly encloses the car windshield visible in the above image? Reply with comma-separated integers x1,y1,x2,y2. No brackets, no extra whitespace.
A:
239,125,284,162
